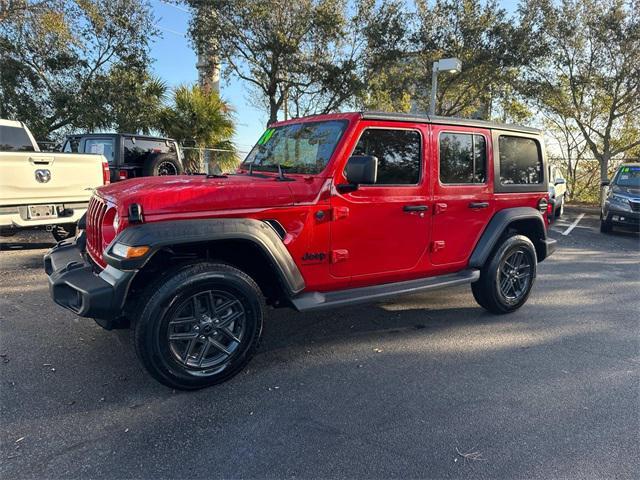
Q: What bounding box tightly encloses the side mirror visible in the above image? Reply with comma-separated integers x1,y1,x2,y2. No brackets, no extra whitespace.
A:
182,139,196,148
554,178,566,185
344,155,378,185
601,180,610,187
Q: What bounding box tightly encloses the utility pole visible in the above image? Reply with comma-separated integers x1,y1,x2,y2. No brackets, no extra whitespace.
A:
194,2,220,94
196,53,220,94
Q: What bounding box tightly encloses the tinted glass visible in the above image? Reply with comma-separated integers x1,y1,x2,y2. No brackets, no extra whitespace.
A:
439,133,486,184
352,129,421,184
84,138,115,163
499,136,542,184
242,121,347,174
124,137,176,164
0,126,35,152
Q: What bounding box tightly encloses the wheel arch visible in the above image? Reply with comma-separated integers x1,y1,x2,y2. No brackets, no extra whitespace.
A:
105,218,305,308
469,207,551,268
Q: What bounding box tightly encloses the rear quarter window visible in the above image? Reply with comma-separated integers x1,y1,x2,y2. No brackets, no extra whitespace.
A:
498,136,543,185
0,126,35,152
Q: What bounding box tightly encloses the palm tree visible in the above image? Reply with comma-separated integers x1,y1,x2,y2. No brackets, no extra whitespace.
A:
158,85,236,172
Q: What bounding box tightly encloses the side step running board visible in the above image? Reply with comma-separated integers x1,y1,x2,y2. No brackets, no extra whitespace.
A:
291,269,480,312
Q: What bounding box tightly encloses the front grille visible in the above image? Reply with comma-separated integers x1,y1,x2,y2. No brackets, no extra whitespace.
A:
629,200,640,212
86,195,107,266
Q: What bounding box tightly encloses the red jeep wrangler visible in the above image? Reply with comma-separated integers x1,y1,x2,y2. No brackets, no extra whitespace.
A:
44,112,556,389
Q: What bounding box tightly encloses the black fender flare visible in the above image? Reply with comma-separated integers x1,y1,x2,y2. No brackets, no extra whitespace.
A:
103,218,305,296
469,207,554,268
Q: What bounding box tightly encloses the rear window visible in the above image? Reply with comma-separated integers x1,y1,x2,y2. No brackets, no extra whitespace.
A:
0,126,35,152
498,136,543,185
124,137,176,164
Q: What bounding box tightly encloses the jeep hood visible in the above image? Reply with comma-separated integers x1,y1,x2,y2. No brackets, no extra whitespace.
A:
97,174,296,218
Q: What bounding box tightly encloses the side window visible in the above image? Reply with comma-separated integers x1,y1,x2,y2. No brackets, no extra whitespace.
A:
352,128,421,185
84,138,114,163
499,136,543,185
439,133,487,184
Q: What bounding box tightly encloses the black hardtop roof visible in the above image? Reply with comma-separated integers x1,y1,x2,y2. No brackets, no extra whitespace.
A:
66,132,176,141
360,111,542,135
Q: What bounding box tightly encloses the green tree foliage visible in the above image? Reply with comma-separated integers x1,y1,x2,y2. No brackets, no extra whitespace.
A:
158,85,236,172
357,0,535,121
0,0,162,139
357,0,416,112
520,0,640,183
186,0,364,125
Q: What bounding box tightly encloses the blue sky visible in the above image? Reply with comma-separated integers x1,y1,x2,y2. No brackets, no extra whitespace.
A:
149,0,520,152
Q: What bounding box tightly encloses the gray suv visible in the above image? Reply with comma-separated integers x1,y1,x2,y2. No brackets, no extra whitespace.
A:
600,163,640,233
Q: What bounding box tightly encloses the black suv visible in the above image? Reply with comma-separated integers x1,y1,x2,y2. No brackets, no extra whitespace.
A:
61,133,184,182
600,163,640,233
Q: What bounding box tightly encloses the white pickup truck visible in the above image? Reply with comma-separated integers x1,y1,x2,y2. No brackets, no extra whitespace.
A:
0,119,109,241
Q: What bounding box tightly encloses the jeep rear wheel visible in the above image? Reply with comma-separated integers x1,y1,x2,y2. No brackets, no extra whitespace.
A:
471,235,537,314
133,262,263,390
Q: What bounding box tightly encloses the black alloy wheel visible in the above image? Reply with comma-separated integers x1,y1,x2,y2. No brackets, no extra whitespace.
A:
133,262,263,390
496,248,534,305
471,234,538,314
167,290,247,371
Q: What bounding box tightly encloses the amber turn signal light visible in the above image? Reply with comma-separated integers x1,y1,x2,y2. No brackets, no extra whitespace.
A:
112,243,150,259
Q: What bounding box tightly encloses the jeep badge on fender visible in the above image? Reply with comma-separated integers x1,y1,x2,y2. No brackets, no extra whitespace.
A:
44,111,556,390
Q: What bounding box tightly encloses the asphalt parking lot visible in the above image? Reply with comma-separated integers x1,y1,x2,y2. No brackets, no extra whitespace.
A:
1,207,638,479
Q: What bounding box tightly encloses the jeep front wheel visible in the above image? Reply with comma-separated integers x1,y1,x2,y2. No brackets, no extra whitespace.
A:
133,262,263,390
471,235,537,314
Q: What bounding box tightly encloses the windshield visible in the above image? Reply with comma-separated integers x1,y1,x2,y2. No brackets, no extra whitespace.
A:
614,165,640,188
242,120,347,174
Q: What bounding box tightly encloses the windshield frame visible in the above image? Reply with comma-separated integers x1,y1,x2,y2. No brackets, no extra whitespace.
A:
241,120,349,175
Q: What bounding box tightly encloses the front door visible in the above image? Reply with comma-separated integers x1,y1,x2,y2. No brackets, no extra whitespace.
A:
430,126,495,267
330,122,431,281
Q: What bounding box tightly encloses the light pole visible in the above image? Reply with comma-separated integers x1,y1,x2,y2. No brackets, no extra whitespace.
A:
429,57,462,116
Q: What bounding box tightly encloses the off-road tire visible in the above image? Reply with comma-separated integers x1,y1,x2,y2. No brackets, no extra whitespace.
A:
143,154,183,176
133,262,263,390
471,234,537,314
51,224,76,242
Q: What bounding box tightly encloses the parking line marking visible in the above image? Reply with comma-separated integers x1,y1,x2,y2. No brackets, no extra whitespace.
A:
562,213,585,236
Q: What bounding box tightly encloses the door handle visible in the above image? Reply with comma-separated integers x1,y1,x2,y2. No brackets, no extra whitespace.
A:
468,202,489,209
403,205,428,212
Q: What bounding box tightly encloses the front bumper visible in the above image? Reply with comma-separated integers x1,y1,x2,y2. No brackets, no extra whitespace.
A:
44,235,134,327
542,237,557,259
605,207,640,230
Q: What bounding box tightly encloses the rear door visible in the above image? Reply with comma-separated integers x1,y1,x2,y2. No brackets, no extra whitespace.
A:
430,125,495,267
330,121,431,282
